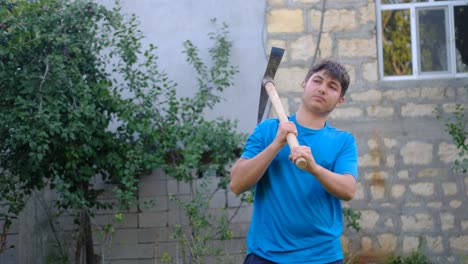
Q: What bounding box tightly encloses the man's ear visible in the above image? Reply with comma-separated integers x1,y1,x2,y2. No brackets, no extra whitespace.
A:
301,80,306,90
336,96,345,107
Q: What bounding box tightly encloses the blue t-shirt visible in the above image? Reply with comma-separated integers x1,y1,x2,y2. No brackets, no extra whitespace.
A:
242,114,358,264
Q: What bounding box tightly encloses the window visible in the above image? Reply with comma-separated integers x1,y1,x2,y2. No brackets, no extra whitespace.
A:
377,0,468,80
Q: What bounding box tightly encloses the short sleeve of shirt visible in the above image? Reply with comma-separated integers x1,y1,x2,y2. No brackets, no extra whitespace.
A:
334,133,358,180
241,121,273,159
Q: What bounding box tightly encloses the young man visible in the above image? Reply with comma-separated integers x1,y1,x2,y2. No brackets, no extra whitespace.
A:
230,60,358,264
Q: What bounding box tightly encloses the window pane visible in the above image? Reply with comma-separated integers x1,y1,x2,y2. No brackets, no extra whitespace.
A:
382,9,412,76
454,5,468,73
417,8,448,73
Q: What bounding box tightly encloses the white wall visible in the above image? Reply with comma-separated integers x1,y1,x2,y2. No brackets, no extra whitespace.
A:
98,0,267,133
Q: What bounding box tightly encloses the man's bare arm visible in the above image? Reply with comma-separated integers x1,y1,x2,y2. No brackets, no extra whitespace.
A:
290,146,357,201
229,122,297,195
229,142,282,195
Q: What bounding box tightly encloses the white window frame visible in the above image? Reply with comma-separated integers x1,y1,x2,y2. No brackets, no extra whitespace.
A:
376,0,468,81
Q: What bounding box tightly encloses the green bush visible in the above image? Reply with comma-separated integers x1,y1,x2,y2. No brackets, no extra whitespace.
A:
0,0,244,262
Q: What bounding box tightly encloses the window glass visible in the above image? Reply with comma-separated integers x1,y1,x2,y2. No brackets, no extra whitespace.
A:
382,9,412,76
454,5,468,73
417,8,448,72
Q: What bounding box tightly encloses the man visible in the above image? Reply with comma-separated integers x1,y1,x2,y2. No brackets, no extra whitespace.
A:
229,59,358,264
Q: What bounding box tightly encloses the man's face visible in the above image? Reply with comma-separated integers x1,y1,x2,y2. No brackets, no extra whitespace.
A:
301,70,345,115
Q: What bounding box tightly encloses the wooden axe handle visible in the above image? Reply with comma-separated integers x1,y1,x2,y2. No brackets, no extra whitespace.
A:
264,82,307,169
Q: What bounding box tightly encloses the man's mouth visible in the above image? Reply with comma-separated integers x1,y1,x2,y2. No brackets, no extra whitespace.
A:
312,95,325,102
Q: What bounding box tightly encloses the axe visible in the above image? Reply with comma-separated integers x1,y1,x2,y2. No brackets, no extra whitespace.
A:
258,47,307,169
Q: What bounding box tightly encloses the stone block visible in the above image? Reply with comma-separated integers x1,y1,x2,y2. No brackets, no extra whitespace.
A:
449,200,462,208
400,141,433,165
383,88,420,100
338,38,377,58
398,170,409,179
384,218,394,228
367,105,394,117
378,233,397,252
354,182,366,200
383,138,397,149
462,220,468,230
268,0,286,7
370,185,385,200
360,210,379,230
438,142,460,164
409,182,434,196
310,9,356,32
442,103,460,113
440,213,455,230
426,236,444,253
421,87,454,99
362,61,378,82
367,138,378,149
292,0,320,4
364,171,388,181
359,1,376,24
442,182,458,196
386,154,395,167
329,107,364,119
267,9,304,33
401,103,436,117
401,214,433,231
361,236,373,251
290,34,333,61
449,235,468,252
290,35,315,61
405,202,421,208
358,153,380,167
417,168,442,178
274,67,307,93
391,184,406,198
350,89,382,101
427,202,442,208
403,236,419,253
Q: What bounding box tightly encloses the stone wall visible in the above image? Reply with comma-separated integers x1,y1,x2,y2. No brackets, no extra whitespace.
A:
264,0,467,263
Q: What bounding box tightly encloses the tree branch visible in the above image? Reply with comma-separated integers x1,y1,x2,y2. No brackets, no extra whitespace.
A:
39,62,49,112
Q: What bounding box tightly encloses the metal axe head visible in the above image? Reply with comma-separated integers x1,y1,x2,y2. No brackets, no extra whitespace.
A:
257,47,285,123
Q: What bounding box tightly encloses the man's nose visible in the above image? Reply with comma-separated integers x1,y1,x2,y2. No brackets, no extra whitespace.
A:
317,84,326,94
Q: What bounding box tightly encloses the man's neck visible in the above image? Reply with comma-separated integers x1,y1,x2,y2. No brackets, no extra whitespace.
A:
295,107,329,129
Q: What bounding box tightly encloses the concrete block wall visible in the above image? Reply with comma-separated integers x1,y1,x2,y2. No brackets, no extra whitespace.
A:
89,170,252,263
264,0,467,262
0,170,251,263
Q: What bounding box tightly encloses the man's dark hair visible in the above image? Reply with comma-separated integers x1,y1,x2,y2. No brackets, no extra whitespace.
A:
304,59,350,97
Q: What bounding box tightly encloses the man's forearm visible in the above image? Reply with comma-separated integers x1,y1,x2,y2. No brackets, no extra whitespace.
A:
229,142,283,195
307,165,356,201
